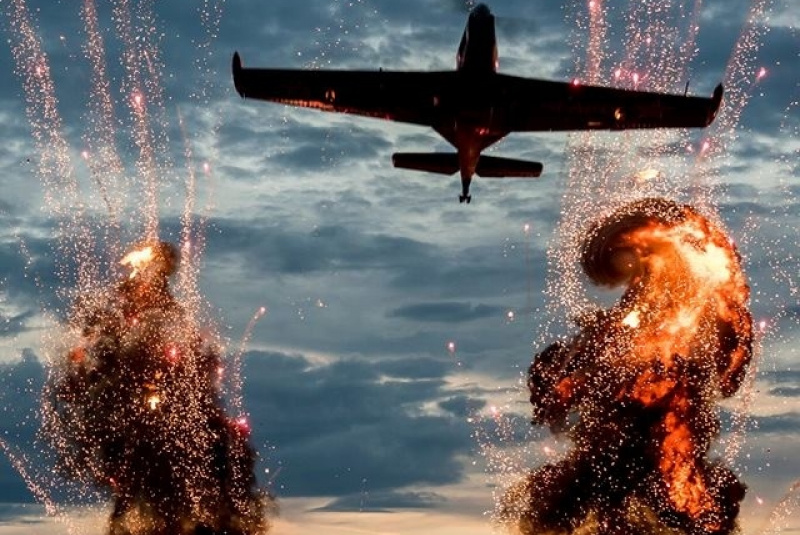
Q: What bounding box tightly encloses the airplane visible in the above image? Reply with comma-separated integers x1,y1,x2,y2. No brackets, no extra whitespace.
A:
232,3,723,203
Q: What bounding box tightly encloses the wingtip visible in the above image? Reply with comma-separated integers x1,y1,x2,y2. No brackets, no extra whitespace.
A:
713,83,724,103
707,83,724,126
232,52,244,98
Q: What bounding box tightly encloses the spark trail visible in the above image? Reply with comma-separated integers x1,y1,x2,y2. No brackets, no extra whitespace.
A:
503,198,753,534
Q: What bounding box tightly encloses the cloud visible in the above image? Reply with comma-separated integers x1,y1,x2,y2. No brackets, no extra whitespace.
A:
312,490,446,512
388,302,505,323
241,350,475,497
0,503,47,525
438,395,486,418
768,386,800,398
0,352,46,503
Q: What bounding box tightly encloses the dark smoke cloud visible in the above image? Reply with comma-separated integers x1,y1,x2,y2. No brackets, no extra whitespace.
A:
503,198,753,534
42,242,273,535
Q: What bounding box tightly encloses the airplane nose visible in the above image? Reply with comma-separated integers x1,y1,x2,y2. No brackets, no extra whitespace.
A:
470,3,492,18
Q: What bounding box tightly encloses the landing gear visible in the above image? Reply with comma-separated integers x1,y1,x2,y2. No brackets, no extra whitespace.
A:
459,195,472,204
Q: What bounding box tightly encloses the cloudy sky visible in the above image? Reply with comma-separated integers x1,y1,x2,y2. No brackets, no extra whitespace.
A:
0,0,798,533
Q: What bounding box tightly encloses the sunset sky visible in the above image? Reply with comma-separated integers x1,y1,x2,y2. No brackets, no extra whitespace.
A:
0,0,798,533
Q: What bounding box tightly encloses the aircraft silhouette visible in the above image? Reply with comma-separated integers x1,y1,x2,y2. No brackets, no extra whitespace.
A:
233,3,723,203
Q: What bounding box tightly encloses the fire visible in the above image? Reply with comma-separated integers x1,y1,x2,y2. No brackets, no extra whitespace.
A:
622,309,641,328
44,241,271,534
506,199,752,534
146,394,161,410
120,245,155,279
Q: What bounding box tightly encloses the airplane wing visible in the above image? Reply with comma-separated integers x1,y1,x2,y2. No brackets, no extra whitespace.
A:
497,74,723,131
232,52,452,127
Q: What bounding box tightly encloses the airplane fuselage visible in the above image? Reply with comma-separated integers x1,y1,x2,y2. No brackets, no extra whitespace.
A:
451,3,503,201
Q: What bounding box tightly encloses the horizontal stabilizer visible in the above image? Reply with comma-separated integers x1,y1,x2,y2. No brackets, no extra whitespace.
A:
476,155,543,178
392,153,459,175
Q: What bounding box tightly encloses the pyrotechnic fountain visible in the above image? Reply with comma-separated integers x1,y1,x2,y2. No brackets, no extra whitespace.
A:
3,0,274,532
43,241,270,535
489,0,798,533
503,199,752,534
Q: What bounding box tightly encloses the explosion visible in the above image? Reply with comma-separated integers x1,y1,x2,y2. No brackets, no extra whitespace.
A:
42,241,271,535
503,198,752,534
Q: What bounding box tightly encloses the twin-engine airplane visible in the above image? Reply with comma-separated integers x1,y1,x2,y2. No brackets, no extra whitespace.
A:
232,3,723,203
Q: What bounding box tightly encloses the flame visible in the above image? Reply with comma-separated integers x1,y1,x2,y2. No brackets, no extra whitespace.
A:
510,199,752,534
120,245,154,279
146,394,161,410
622,309,641,328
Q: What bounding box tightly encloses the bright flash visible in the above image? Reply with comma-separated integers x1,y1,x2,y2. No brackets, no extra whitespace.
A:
166,345,179,362
447,341,456,353
507,310,515,322
622,310,641,328
120,246,154,278
235,416,250,433
132,91,144,109
757,67,767,80
635,168,660,183
146,394,161,410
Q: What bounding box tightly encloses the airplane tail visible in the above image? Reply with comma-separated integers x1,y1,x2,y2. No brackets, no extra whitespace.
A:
476,155,543,177
391,153,459,175
392,153,543,178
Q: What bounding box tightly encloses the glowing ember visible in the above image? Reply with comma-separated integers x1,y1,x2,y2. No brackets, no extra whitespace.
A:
502,198,752,534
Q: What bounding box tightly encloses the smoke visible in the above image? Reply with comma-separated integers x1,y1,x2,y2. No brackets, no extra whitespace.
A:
503,198,752,535
41,241,273,535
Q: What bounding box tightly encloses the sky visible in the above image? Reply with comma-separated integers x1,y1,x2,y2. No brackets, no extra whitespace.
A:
0,0,798,533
